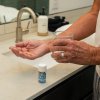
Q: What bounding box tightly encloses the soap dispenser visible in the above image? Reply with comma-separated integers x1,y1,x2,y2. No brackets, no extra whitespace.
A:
37,7,48,36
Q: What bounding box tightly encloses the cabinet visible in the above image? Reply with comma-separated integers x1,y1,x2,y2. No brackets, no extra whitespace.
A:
34,65,95,100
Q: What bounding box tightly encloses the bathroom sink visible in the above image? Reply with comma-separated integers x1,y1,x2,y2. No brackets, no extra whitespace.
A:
2,24,95,70
3,51,58,69
1,31,57,69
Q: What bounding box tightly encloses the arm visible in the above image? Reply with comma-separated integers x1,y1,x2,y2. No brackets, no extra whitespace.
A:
50,0,100,65
58,0,100,40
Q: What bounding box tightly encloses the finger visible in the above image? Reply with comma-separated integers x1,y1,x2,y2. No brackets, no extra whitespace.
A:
52,39,72,46
55,58,70,63
50,40,76,52
26,44,38,49
10,47,21,57
51,51,66,59
50,46,67,52
26,41,41,49
51,51,72,60
16,41,29,47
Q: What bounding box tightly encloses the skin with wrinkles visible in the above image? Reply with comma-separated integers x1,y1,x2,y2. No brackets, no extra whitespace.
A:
50,39,97,65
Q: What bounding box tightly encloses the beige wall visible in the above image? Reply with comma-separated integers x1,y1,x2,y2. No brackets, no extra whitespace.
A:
49,6,91,23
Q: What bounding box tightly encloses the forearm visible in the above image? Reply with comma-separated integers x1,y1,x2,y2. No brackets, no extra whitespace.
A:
58,11,98,40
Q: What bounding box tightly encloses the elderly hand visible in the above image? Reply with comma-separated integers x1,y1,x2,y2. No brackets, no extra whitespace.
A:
50,38,97,65
10,40,50,60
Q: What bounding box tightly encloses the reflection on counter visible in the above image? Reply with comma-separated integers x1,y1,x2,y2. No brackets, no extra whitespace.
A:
3,51,58,69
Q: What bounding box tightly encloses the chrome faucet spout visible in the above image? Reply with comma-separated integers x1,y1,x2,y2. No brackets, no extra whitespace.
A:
16,7,37,43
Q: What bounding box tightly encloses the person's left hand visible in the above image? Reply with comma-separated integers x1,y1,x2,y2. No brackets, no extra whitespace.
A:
49,39,96,65
10,40,50,60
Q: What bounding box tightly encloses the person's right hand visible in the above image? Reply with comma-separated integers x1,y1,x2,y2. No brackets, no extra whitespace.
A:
10,40,50,60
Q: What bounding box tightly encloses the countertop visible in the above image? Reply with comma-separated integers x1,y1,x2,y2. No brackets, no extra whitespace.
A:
0,30,95,100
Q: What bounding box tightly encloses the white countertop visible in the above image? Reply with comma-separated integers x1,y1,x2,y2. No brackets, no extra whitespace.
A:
0,30,95,100
0,54,84,100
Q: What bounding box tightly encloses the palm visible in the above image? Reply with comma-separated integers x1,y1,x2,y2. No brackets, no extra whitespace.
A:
10,40,49,60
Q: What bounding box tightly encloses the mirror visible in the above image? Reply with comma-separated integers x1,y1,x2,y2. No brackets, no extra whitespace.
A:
0,0,48,24
0,0,92,25
0,0,36,24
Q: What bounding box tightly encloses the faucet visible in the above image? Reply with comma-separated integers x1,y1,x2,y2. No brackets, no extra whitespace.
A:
16,7,37,43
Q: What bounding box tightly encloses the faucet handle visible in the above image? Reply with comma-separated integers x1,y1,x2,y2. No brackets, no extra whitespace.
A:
27,21,31,29
22,21,31,34
22,29,29,34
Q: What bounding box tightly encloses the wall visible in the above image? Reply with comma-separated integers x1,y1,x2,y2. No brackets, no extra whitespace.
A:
49,7,91,23
49,0,93,14
0,0,94,14
34,0,49,14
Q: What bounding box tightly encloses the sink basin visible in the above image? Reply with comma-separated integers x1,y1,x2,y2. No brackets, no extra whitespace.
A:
3,51,58,69
1,31,58,70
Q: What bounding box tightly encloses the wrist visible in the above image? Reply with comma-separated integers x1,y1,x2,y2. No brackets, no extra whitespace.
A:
90,47,100,64
45,40,53,53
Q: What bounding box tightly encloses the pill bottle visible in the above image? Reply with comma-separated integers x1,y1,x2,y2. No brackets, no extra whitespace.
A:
38,63,47,83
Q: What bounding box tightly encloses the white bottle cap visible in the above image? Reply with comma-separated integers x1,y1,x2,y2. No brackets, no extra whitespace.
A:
38,63,47,72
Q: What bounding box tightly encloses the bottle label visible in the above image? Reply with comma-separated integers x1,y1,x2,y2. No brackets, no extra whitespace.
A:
37,17,48,34
38,72,46,83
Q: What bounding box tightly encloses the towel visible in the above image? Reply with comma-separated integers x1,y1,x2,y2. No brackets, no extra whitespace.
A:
0,5,30,23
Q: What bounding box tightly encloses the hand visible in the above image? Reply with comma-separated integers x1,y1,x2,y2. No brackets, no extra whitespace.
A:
50,39,96,65
10,40,50,60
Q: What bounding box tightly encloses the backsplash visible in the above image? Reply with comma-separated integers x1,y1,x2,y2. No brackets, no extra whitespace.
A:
0,19,37,41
